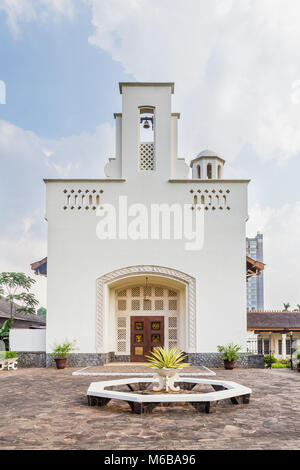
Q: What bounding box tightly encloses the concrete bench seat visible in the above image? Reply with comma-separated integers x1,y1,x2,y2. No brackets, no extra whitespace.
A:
87,377,252,414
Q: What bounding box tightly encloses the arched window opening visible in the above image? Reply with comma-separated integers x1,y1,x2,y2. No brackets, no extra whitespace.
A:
197,165,201,179
139,106,155,171
207,163,212,179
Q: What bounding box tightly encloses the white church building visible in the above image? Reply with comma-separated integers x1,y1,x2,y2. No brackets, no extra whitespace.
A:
44,82,253,367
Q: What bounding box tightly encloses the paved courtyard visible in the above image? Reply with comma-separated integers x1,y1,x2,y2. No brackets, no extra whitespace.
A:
0,367,299,450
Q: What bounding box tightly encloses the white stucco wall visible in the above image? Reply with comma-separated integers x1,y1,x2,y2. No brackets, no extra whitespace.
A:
44,83,249,355
10,329,46,352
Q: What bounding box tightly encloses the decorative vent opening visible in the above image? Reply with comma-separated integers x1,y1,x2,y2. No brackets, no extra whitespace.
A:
117,299,126,311
169,299,178,311
139,143,155,170
168,316,178,349
131,287,140,297
131,299,140,310
168,290,177,297
155,287,163,297
155,299,164,310
117,289,127,297
117,316,127,353
144,286,152,297
143,299,152,310
63,189,103,210
190,188,231,210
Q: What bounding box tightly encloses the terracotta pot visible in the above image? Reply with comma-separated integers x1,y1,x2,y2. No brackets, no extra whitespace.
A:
54,358,67,369
224,360,235,370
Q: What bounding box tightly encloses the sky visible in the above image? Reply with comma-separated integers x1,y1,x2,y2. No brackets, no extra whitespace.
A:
0,0,300,309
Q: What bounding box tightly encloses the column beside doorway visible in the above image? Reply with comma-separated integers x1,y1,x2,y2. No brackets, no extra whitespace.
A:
282,333,286,359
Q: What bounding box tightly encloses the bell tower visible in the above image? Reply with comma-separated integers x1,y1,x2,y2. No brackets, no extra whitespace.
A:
104,82,189,180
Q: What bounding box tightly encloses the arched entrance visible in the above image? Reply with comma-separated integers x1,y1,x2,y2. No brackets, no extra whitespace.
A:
115,283,180,361
96,266,196,360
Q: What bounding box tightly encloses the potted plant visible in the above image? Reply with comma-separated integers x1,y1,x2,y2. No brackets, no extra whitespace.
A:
50,340,77,369
217,343,241,370
146,346,189,391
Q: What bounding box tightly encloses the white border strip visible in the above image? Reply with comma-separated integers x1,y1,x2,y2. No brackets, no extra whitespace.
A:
72,365,215,377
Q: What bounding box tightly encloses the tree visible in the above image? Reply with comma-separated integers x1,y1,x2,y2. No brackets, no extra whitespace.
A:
37,307,46,318
0,317,14,350
0,272,39,317
283,302,291,311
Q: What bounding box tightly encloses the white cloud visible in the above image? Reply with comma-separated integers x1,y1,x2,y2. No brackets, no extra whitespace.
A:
86,0,300,165
0,0,75,38
247,202,300,309
0,119,114,305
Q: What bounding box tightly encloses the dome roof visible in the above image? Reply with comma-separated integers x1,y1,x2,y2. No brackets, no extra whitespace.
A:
190,149,225,167
196,149,219,158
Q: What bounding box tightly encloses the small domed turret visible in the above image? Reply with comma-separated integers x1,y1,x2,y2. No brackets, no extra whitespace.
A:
190,149,225,179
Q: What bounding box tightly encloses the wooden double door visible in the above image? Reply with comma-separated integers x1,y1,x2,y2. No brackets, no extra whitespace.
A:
130,316,164,362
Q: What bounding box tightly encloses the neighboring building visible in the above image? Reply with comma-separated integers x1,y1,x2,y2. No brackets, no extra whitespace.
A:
31,257,47,276
247,310,300,359
246,232,264,310
37,82,254,366
0,298,46,329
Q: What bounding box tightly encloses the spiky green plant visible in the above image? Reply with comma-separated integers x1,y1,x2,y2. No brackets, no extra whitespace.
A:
146,346,189,369
217,343,241,363
50,340,78,359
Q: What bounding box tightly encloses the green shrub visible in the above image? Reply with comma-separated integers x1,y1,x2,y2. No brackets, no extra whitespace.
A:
278,359,291,366
4,351,18,359
272,363,287,369
264,354,277,364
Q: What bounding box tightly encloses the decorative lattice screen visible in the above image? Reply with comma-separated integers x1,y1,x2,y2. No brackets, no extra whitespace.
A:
117,317,127,353
139,143,155,170
168,316,178,348
115,285,179,353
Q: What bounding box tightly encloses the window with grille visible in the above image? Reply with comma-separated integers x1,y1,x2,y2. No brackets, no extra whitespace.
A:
117,317,127,353
258,339,262,354
263,339,270,354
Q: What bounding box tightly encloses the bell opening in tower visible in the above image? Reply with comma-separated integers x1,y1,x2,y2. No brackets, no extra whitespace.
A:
139,106,155,171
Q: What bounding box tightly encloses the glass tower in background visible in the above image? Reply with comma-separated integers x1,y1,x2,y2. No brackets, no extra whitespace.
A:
246,232,264,311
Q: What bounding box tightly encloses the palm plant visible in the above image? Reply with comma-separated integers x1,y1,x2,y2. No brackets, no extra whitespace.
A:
50,340,77,359
283,302,290,311
217,343,241,363
146,346,189,369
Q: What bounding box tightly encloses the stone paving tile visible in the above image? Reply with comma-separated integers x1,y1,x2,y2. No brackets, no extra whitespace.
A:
0,368,299,450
